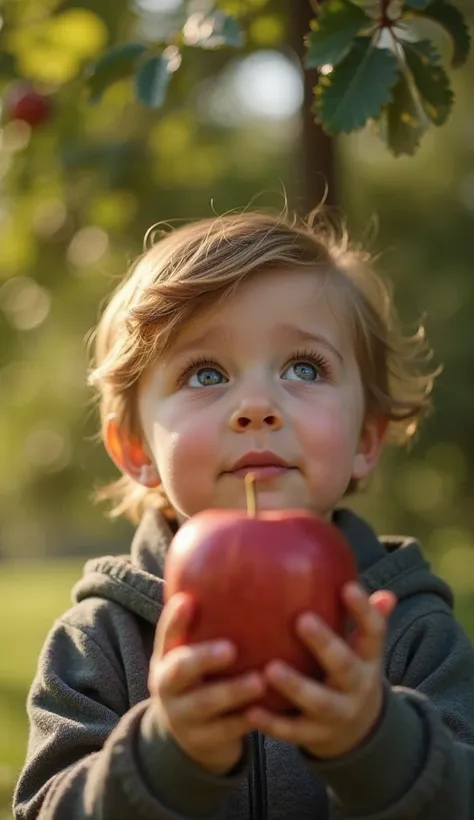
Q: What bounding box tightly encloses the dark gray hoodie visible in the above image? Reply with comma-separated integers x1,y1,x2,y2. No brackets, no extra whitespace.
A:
13,508,474,819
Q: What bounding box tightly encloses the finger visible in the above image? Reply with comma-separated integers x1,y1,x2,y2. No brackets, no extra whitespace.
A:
342,583,386,662
296,614,364,693
150,640,235,697
154,592,195,658
186,712,252,752
176,671,266,723
370,590,397,619
245,706,331,747
264,661,352,720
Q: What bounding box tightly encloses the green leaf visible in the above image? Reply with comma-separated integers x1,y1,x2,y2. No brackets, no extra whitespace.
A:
404,40,454,125
219,14,245,47
304,0,371,69
381,71,428,156
182,11,245,50
414,0,471,68
87,43,147,104
315,37,399,134
135,53,173,109
403,0,431,9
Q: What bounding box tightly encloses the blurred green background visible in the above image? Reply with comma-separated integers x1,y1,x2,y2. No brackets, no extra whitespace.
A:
1,0,474,815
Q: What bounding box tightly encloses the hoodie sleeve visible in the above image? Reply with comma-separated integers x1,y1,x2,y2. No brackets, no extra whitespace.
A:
302,608,474,819
13,618,249,820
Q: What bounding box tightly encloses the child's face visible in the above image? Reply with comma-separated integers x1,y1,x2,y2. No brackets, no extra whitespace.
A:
137,269,384,519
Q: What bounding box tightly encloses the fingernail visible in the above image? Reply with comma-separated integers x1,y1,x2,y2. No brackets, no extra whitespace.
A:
246,673,264,690
269,662,289,681
299,613,319,632
213,641,232,657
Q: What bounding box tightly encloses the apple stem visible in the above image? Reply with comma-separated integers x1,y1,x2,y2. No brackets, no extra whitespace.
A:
245,473,257,517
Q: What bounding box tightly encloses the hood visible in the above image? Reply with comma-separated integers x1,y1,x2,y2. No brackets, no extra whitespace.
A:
72,507,453,626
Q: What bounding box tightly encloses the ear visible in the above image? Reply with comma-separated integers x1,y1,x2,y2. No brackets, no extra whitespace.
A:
104,416,160,488
352,414,388,481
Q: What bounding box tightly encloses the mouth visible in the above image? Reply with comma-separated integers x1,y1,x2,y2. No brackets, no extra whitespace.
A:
226,451,294,481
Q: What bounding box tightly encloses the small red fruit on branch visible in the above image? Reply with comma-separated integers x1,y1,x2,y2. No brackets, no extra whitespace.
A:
4,83,52,128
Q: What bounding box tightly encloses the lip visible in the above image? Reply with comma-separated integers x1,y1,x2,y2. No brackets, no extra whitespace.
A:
230,465,289,480
226,451,292,480
230,451,289,471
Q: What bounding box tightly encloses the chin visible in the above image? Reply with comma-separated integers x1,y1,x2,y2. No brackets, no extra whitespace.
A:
261,495,309,511
242,491,309,513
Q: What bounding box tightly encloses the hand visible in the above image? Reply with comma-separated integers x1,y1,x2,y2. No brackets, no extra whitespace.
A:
244,583,397,760
148,592,266,775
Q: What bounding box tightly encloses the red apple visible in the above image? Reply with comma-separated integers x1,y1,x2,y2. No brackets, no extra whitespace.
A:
163,507,357,713
4,83,52,128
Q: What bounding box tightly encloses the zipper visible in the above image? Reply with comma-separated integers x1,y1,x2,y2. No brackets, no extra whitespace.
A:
248,731,267,820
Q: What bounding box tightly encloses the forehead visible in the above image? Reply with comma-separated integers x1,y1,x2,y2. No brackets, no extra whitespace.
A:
169,267,352,351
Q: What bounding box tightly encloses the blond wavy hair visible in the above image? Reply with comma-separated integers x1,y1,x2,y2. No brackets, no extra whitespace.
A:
88,207,438,524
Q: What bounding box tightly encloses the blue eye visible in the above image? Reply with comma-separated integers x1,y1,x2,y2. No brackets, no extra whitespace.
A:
282,361,319,382
188,367,227,388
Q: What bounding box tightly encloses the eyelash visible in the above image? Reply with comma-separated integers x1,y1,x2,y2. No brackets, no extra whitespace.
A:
176,356,223,388
286,348,332,380
176,348,332,387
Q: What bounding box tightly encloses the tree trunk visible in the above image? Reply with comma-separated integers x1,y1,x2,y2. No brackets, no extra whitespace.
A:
289,0,337,215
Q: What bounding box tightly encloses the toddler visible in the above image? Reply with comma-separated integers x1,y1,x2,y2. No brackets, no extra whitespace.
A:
14,209,474,819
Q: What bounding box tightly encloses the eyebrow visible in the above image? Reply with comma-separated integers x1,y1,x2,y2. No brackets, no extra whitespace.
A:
165,326,231,362
274,323,344,364
165,322,343,364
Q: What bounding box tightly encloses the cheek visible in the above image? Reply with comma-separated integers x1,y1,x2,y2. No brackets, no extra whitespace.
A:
167,427,216,477
296,392,362,463
305,414,352,456
149,413,219,514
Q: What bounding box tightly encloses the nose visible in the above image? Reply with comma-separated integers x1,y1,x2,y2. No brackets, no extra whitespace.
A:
229,395,283,432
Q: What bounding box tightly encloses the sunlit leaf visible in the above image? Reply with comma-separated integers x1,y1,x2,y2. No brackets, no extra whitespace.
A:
182,11,245,49
404,40,453,125
135,53,174,109
413,0,471,68
380,70,427,156
305,0,371,69
87,43,147,104
315,37,399,134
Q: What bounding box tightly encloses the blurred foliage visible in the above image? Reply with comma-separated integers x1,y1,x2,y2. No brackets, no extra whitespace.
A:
0,0,299,560
1,0,471,154
0,0,472,579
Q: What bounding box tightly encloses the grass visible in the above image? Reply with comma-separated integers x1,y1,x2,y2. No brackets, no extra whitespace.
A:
0,560,83,818
1,560,474,818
